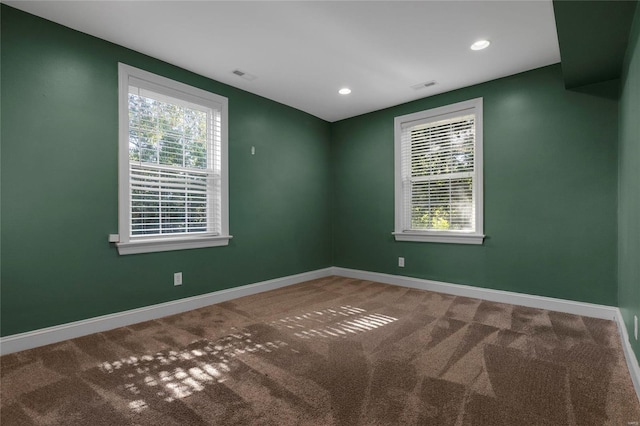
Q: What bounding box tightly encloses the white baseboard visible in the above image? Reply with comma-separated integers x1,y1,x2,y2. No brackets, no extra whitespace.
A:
331,267,618,320
615,310,640,402
330,267,639,401
0,268,333,356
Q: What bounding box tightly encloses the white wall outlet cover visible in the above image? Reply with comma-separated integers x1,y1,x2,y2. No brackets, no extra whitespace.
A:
398,257,405,267
174,272,183,286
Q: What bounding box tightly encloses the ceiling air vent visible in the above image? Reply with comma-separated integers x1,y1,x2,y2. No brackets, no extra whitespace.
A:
232,69,257,81
411,80,437,90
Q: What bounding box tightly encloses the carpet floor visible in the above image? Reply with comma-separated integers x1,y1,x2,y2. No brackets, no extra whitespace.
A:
1,276,639,425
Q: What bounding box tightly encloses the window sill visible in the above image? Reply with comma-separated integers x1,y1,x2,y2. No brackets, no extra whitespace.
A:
116,235,232,255
393,232,484,245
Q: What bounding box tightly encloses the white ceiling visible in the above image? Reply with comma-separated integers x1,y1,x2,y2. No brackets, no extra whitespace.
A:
4,1,561,122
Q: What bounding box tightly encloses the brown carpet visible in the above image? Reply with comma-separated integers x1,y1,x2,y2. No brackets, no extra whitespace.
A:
1,276,639,425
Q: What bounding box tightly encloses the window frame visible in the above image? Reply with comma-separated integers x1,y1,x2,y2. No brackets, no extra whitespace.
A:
115,63,231,255
393,97,484,245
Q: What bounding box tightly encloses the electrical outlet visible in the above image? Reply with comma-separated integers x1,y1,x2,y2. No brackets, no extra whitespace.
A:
398,257,405,268
635,315,638,340
174,272,183,286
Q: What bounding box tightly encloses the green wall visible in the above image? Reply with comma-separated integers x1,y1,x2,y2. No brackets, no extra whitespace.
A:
332,64,619,306
0,6,332,336
0,4,628,339
619,5,640,363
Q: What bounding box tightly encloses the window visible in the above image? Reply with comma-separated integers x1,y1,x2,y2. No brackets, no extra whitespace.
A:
393,98,484,244
115,64,230,255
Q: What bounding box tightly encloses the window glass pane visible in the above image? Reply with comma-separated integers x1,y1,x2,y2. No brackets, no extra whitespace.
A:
408,115,475,232
410,115,474,177
130,167,211,236
128,91,208,170
128,88,213,238
410,178,474,231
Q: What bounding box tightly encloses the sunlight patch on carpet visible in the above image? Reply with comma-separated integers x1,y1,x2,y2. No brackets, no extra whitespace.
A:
98,329,289,411
269,305,398,339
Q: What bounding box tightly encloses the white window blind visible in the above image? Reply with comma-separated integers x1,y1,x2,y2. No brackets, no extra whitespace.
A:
128,86,220,237
116,64,230,255
401,114,475,231
394,98,484,244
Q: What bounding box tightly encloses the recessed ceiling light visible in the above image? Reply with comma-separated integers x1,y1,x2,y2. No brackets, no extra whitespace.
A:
338,88,351,95
470,40,491,51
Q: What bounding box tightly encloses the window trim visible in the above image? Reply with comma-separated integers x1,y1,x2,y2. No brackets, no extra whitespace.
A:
115,63,231,255
393,97,484,245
